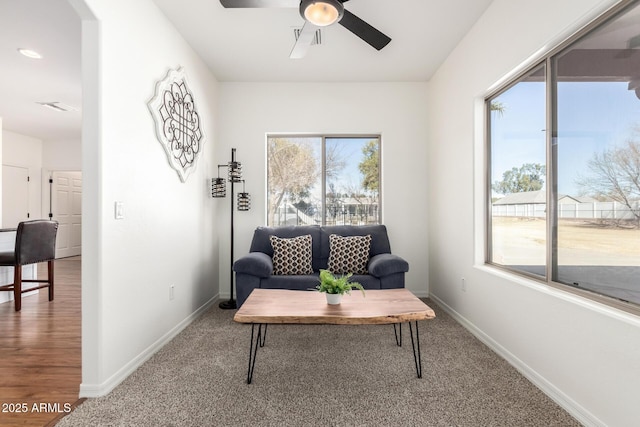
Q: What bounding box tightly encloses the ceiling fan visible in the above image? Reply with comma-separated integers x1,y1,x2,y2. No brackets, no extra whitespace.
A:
219,0,392,59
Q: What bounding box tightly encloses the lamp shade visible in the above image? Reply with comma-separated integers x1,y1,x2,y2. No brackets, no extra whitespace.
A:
300,0,343,27
211,178,226,198
228,161,243,182
237,192,251,211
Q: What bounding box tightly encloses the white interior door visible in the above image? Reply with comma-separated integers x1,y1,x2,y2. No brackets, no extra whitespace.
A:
2,165,30,228
52,171,82,258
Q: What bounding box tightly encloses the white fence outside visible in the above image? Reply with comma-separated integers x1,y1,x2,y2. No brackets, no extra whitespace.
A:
492,201,639,220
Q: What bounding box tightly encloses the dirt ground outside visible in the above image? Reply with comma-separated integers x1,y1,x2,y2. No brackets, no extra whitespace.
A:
491,217,640,266
491,216,640,304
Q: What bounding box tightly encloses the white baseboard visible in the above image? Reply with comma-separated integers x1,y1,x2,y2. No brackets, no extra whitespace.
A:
412,289,429,298
429,294,605,427
79,295,218,398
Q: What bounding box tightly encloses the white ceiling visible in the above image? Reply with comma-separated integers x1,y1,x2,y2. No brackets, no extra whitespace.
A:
0,0,81,142
0,0,494,142
153,0,494,82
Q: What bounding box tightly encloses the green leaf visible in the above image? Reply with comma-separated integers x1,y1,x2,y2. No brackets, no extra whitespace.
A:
316,269,365,296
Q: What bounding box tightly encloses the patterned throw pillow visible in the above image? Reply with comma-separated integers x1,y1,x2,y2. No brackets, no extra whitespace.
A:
269,235,314,275
327,234,372,275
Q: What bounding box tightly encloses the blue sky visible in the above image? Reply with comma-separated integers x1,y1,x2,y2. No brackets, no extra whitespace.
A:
491,80,640,196
326,137,376,195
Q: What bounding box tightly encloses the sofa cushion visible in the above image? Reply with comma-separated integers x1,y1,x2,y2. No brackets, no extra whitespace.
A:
319,225,391,268
250,226,323,271
260,275,320,292
259,274,382,292
270,234,314,275
327,234,371,275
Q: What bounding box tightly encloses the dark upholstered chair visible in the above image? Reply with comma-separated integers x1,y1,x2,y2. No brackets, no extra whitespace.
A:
0,220,59,311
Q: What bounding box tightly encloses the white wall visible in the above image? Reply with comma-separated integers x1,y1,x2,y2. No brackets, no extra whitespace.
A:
75,0,220,396
217,82,429,297
427,0,640,425
2,132,80,225
2,132,81,225
2,130,43,221
42,138,81,170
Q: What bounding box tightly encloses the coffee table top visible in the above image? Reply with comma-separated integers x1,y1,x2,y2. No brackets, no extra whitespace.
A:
233,288,435,325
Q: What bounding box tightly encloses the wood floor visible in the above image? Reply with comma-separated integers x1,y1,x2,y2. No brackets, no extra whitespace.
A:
0,257,82,427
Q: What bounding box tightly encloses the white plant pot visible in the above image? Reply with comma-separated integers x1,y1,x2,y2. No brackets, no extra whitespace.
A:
325,293,343,305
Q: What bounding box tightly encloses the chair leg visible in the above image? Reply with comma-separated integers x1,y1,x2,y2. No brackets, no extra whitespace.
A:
48,260,55,301
14,265,22,312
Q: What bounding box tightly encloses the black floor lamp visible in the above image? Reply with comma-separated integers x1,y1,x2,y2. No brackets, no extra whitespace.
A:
212,148,251,310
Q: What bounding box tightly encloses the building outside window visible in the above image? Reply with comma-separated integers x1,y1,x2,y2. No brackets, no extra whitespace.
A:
267,135,381,227
487,0,640,310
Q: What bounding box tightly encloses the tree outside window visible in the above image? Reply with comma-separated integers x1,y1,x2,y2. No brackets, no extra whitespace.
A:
267,135,381,226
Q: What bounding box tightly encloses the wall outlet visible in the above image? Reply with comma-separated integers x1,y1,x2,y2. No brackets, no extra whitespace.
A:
169,284,175,301
461,277,466,292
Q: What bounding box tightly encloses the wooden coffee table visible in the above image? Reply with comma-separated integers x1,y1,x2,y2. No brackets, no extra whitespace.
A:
233,288,436,384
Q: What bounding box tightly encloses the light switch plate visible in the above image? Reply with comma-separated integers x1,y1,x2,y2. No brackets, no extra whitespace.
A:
115,201,124,219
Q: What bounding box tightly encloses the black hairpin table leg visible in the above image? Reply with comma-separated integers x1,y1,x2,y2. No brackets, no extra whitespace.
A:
393,323,402,346
408,321,423,378
246,323,265,384
260,324,268,347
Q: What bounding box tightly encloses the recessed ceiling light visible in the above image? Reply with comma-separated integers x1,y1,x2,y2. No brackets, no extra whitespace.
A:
37,102,78,112
18,48,43,59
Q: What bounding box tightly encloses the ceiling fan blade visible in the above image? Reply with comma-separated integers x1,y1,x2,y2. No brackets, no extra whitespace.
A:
339,9,391,51
219,0,298,8
290,21,317,59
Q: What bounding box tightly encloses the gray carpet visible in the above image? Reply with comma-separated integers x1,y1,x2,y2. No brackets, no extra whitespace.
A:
56,299,579,426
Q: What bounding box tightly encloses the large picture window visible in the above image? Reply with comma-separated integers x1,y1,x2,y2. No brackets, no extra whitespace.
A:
267,135,381,226
487,1,640,310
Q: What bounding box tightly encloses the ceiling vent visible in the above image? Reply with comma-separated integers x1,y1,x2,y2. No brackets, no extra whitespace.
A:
37,102,78,112
294,27,322,45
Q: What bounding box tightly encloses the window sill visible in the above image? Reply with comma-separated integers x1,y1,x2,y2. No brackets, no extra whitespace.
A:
474,264,640,326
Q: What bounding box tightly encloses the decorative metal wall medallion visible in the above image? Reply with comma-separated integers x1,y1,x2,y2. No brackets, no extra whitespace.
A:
148,67,204,182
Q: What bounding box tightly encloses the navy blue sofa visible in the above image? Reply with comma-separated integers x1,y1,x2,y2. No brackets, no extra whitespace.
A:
233,224,409,307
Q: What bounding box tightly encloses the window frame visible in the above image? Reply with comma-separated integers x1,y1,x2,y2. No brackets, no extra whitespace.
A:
485,62,548,284
266,133,382,227
484,0,640,316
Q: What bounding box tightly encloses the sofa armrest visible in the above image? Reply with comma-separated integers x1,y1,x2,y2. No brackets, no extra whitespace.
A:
233,252,273,278
368,253,409,278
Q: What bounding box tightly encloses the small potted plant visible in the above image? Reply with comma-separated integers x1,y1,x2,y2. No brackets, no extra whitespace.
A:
316,269,365,305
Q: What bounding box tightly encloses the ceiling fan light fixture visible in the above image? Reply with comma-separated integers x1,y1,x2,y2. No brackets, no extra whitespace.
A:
300,0,344,27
